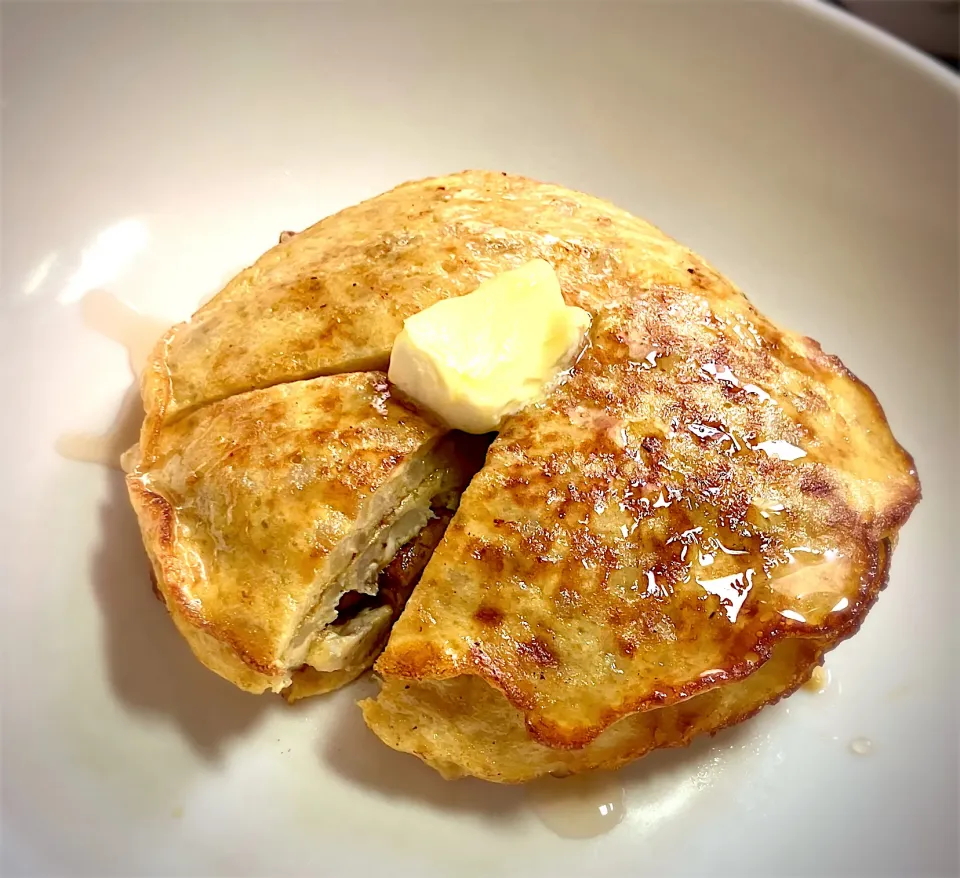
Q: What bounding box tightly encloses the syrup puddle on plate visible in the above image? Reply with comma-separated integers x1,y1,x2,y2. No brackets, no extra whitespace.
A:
56,290,172,470
54,388,146,470
79,288,171,378
527,772,626,839
849,737,873,756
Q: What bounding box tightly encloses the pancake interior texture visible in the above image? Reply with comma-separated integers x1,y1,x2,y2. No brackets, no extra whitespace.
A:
130,170,919,781
126,370,485,695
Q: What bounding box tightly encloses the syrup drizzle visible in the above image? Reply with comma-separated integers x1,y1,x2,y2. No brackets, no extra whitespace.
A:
54,387,146,470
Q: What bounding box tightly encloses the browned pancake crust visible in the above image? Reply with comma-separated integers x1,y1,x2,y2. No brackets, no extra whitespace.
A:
372,287,918,750
363,637,828,781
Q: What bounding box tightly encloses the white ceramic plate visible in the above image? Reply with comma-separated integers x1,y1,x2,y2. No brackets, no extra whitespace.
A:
2,2,957,875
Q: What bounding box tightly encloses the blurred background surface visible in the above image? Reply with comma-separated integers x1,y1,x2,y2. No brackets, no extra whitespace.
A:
835,0,959,68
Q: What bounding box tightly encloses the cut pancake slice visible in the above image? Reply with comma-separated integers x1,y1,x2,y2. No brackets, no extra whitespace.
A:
283,511,452,702
362,278,920,782
125,371,487,694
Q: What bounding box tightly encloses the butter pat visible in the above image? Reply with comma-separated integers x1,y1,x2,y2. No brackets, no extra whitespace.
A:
388,259,591,433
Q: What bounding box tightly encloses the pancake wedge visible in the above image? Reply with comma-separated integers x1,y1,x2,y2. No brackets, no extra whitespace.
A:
283,512,452,702
125,371,483,694
354,174,919,781
362,290,917,778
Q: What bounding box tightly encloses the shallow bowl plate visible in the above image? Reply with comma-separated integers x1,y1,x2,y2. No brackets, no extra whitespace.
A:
1,2,957,875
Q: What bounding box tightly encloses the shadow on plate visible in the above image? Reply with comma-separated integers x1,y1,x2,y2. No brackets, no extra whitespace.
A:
91,451,272,760
321,678,524,821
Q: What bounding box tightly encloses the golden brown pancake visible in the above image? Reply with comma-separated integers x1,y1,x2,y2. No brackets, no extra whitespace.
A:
129,171,919,781
362,288,918,780
125,370,482,694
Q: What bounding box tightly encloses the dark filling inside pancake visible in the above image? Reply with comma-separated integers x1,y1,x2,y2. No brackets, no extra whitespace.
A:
332,506,454,626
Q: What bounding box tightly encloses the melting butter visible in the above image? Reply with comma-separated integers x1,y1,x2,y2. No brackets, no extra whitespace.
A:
388,259,591,433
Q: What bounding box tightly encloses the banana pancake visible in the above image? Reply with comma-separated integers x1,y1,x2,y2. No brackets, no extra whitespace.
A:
126,171,919,781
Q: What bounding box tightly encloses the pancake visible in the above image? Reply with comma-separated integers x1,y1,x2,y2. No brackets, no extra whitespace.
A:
125,371,483,694
128,170,919,781
362,286,918,780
